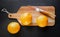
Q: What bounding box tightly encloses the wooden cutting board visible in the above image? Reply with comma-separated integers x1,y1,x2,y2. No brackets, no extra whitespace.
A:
8,6,55,26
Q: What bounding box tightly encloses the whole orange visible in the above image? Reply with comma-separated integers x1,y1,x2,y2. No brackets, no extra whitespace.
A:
7,22,20,34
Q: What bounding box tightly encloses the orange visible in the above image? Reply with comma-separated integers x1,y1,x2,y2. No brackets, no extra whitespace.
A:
7,22,20,34
36,15,48,27
20,13,32,25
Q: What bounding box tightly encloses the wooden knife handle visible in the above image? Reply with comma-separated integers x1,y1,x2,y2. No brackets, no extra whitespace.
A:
40,10,56,19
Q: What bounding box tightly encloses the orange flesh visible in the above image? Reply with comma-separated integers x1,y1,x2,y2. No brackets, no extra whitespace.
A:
20,13,32,25
36,15,48,27
7,22,20,34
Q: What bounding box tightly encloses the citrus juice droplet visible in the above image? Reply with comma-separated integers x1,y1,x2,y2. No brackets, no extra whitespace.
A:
7,22,20,34
36,15,48,27
20,13,32,25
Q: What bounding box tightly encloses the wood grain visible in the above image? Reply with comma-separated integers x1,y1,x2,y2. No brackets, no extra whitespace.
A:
8,6,55,26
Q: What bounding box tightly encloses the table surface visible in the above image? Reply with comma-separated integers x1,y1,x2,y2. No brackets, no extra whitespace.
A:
0,0,60,37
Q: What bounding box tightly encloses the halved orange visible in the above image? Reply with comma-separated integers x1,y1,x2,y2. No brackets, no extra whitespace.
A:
36,15,48,27
7,22,20,34
20,13,32,25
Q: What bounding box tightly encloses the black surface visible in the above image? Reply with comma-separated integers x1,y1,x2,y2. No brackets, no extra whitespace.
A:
0,0,60,37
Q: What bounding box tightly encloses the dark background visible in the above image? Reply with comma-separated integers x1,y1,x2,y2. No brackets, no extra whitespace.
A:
0,0,60,37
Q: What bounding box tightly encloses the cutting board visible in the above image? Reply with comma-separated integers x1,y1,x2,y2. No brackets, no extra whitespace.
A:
8,6,55,26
